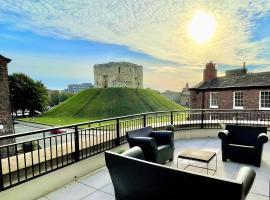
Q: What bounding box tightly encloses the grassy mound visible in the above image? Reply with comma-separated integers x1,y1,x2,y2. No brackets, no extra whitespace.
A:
31,88,186,125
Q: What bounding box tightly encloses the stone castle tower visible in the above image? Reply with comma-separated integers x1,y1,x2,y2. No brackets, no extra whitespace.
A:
94,62,143,88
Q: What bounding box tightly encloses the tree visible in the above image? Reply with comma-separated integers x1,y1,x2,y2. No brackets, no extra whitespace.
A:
48,91,73,107
9,73,49,116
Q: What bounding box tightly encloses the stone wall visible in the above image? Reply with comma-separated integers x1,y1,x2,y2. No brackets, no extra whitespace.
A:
94,62,143,88
0,55,15,157
0,55,13,136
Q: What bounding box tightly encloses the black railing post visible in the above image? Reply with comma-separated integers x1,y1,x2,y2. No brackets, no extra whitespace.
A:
143,114,147,127
115,118,120,146
170,111,174,125
201,110,204,129
0,155,3,191
74,126,80,162
236,112,239,125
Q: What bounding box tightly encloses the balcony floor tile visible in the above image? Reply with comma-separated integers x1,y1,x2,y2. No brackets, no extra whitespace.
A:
45,181,96,200
41,137,270,200
81,190,115,200
77,170,111,189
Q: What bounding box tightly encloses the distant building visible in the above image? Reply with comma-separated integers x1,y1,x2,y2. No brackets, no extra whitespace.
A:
180,83,190,107
189,61,270,111
64,83,93,93
48,89,60,94
94,62,143,88
162,90,181,103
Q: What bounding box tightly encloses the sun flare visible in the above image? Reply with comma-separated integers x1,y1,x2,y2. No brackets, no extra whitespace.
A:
187,10,216,44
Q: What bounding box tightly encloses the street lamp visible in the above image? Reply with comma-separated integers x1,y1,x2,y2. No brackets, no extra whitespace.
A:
9,90,15,133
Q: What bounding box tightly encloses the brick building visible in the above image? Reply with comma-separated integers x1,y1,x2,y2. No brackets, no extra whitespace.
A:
189,61,270,112
0,55,15,156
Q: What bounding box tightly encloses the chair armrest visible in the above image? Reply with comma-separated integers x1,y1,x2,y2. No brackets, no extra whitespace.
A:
257,133,268,145
122,146,145,160
218,130,229,140
128,137,158,162
150,131,174,147
235,166,256,197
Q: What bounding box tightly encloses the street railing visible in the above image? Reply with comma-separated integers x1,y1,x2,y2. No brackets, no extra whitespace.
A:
0,109,269,190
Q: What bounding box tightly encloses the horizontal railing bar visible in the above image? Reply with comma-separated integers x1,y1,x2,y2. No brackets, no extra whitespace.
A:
0,132,74,148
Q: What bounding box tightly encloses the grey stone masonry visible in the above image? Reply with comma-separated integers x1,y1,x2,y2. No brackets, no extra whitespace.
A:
0,55,15,157
94,62,143,89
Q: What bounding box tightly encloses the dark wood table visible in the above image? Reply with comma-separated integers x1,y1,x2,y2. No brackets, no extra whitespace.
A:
177,149,217,175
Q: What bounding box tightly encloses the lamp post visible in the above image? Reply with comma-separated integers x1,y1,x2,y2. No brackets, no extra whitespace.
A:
9,84,15,133
58,90,61,105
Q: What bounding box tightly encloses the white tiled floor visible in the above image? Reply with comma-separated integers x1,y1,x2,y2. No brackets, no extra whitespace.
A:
40,138,270,200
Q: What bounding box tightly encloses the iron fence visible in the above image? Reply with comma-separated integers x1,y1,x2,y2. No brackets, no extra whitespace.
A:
0,109,269,190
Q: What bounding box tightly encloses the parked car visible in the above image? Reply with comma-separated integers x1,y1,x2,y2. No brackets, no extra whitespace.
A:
50,129,66,134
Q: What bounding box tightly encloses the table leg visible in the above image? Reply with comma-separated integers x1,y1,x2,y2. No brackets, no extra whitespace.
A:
216,153,217,172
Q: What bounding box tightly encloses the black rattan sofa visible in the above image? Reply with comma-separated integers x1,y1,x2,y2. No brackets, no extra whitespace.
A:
218,125,268,167
126,126,174,164
105,146,256,200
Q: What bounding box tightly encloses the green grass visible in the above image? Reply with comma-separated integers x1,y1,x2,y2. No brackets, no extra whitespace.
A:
24,88,186,125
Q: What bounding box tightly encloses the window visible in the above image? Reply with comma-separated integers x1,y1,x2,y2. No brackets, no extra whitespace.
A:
233,91,243,109
260,91,270,110
210,92,218,108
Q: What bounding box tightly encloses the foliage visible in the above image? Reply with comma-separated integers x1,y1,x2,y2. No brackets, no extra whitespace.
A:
166,124,175,131
18,141,41,154
23,88,186,125
49,91,74,107
9,73,49,116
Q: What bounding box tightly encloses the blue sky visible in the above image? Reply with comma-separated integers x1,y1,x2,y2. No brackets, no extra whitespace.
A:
1,1,270,91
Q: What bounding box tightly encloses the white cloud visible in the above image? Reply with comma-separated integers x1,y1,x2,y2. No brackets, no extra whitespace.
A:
1,0,270,90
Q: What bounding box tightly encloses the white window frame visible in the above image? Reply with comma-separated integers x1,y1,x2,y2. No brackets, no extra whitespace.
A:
259,91,270,110
233,91,244,109
210,92,218,108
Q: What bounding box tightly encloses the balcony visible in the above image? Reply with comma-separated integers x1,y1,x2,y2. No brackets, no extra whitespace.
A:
38,135,270,200
0,110,269,200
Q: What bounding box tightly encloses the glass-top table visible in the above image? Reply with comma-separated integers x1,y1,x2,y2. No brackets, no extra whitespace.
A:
177,149,217,175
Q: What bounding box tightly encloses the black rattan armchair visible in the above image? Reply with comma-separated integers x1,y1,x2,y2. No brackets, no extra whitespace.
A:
126,126,174,164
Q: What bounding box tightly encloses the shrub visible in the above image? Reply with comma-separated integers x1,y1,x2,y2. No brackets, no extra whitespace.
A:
166,124,175,131
18,141,41,154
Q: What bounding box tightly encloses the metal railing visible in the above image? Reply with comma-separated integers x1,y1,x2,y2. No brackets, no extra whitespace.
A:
0,109,269,190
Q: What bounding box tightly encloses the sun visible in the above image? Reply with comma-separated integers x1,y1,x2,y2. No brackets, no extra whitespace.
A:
187,10,216,44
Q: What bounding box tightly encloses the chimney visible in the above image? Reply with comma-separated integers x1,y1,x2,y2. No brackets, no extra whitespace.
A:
203,61,217,82
225,62,248,77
